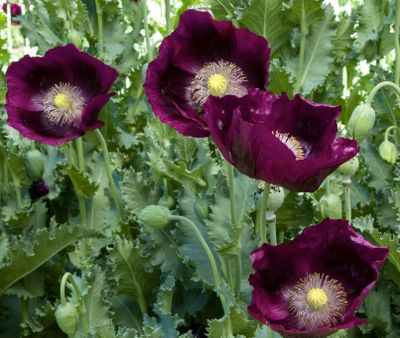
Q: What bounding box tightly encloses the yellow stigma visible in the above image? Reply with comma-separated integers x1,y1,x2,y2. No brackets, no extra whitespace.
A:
207,73,228,97
54,92,72,109
306,288,328,310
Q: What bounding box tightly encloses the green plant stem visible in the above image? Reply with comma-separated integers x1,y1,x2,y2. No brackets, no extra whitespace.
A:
168,215,233,336
75,138,85,172
226,163,242,298
294,0,307,93
94,129,122,218
8,162,22,210
385,125,400,141
165,0,171,35
267,215,277,245
278,230,284,244
258,183,270,245
94,0,103,54
6,2,12,53
343,179,352,222
143,0,152,60
59,272,89,333
395,0,400,86
21,298,29,324
366,81,400,106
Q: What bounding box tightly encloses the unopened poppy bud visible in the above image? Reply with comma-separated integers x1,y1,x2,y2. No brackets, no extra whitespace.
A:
158,195,175,209
139,205,171,228
25,149,45,181
266,185,285,212
320,194,342,219
336,157,359,177
67,30,82,47
194,200,209,219
347,104,376,141
379,140,397,164
55,303,79,336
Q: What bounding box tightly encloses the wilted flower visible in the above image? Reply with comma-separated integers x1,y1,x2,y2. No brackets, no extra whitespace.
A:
248,219,388,338
205,89,359,192
5,44,118,145
2,2,21,17
144,9,270,137
29,179,49,201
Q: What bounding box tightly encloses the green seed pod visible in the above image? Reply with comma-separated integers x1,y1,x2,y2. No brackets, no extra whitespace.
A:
336,157,359,177
158,195,175,209
266,186,285,212
55,303,79,336
194,200,209,219
139,205,171,228
379,140,398,164
347,104,376,142
320,194,342,219
25,149,45,181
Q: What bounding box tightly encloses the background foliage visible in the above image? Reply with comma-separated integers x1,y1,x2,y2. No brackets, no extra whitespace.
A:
1,0,400,337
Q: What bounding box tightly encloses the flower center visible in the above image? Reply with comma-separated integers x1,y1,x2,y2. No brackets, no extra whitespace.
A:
306,288,328,310
54,93,73,109
273,131,306,160
284,273,347,330
42,83,85,127
190,60,247,111
207,73,228,97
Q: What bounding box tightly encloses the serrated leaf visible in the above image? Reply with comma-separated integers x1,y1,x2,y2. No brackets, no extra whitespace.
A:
63,165,99,197
353,215,374,233
0,223,99,294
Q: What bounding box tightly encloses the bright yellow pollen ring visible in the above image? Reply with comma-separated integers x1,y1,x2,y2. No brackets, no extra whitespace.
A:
207,73,228,97
306,288,328,310
54,93,72,109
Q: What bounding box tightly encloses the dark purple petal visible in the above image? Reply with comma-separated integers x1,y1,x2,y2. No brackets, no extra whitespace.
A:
5,44,118,145
205,89,360,192
29,179,49,201
144,9,270,137
248,219,389,336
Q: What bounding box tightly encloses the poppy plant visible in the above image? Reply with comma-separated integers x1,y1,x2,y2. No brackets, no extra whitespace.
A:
5,44,118,145
248,219,388,338
204,89,359,192
144,9,270,137
2,2,21,17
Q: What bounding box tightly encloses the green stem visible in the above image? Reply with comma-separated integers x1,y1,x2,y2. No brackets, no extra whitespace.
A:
168,215,233,336
6,2,12,53
94,129,122,218
8,163,22,210
366,81,400,107
294,0,307,93
258,183,270,245
267,214,277,245
143,0,152,60
384,125,400,141
343,179,352,222
94,0,103,54
395,0,400,86
164,0,171,35
75,138,85,172
278,230,284,244
226,164,242,298
21,298,29,324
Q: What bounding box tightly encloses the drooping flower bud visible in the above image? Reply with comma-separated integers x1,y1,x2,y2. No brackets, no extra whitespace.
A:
25,149,45,181
158,195,175,209
320,194,342,219
347,104,376,142
139,205,171,228
336,157,359,177
379,140,398,164
194,200,209,219
55,303,79,336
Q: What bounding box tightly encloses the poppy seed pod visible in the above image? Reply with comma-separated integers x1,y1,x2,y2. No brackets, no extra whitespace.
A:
266,185,285,213
347,104,376,142
139,205,171,228
379,140,398,164
336,157,359,178
25,149,45,181
55,303,79,336
194,200,209,219
320,194,342,219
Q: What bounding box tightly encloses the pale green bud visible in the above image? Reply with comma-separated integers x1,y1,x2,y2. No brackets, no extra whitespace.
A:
379,140,398,164
347,104,376,141
25,149,45,181
336,157,359,177
55,303,79,336
320,194,342,219
139,205,171,228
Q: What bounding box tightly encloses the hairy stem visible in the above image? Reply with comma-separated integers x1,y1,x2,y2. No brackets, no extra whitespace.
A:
343,179,352,222
258,183,270,245
366,81,400,108
395,0,400,86
95,0,103,54
294,0,307,93
165,0,171,35
143,0,152,60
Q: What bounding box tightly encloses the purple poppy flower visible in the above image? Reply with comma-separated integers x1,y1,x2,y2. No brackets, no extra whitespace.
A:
2,3,21,17
144,9,270,137
5,44,118,146
248,219,388,338
204,89,359,192
29,179,49,201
